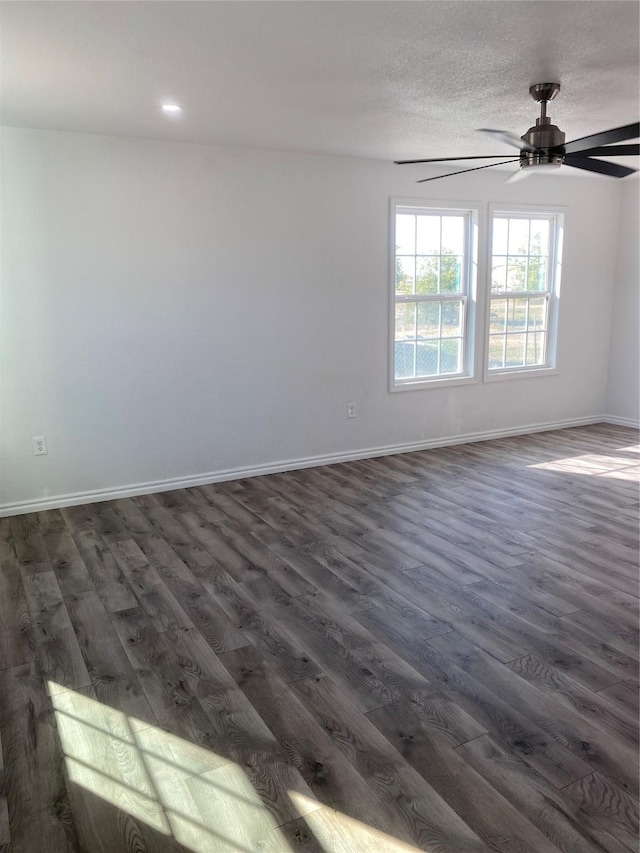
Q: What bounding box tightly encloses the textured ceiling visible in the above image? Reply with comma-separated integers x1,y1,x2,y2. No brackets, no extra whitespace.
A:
1,1,639,164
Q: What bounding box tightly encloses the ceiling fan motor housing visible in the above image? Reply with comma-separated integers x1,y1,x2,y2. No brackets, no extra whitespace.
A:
521,82,565,169
521,119,565,167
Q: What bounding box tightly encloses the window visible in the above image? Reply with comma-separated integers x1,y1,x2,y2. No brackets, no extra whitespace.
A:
487,210,563,376
392,204,476,389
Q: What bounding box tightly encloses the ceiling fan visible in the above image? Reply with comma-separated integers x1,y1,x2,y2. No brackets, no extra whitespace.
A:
395,83,639,183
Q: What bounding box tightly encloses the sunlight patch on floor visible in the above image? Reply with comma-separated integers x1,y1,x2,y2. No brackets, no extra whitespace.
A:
528,448,640,480
600,468,640,481
49,683,424,852
290,791,424,852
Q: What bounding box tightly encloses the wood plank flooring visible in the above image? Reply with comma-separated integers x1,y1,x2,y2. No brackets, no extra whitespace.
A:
0,423,638,852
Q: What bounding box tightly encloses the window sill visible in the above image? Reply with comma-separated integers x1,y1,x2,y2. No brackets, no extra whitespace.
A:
390,375,478,393
484,366,559,383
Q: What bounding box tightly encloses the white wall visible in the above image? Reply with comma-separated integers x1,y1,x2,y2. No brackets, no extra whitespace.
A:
0,127,624,512
606,178,639,425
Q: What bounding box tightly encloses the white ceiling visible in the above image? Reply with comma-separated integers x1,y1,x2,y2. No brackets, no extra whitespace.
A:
1,1,639,165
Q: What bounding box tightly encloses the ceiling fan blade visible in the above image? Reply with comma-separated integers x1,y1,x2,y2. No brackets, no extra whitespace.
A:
562,123,640,155
564,156,637,178
568,144,640,157
477,128,538,153
395,155,517,164
416,159,520,183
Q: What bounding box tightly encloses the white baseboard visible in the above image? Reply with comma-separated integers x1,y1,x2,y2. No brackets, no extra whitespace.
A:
603,415,640,429
0,414,606,517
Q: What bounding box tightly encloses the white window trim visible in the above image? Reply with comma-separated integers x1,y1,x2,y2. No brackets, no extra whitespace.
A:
483,203,565,382
389,198,480,393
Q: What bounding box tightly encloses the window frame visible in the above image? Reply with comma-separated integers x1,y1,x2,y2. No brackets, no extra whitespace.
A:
389,199,479,392
483,204,565,382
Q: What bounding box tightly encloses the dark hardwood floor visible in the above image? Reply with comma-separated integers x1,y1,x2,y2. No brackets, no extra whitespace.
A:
1,423,638,852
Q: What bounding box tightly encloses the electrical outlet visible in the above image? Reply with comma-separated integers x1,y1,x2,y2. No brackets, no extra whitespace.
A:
33,435,48,456
347,403,357,419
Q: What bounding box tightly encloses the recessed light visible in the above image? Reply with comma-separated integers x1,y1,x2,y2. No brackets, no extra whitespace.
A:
161,104,182,114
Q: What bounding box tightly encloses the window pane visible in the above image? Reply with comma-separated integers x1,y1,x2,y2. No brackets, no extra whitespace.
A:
492,218,508,255
508,219,529,255
526,255,547,291
396,256,415,295
416,257,439,294
505,333,526,367
489,335,505,369
416,216,440,255
488,212,559,374
395,303,416,340
395,214,416,255
527,297,547,330
491,259,507,292
507,257,527,291
490,299,506,333
440,339,461,374
441,301,462,336
417,302,440,339
526,332,546,365
506,298,527,332
416,341,439,376
394,205,472,385
441,216,465,255
529,220,549,255
439,255,462,293
395,342,416,379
